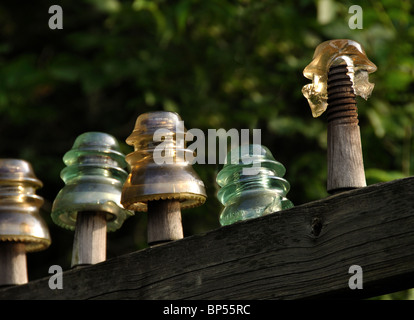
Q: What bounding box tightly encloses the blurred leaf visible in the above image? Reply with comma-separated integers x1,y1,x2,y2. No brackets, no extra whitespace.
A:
365,168,406,184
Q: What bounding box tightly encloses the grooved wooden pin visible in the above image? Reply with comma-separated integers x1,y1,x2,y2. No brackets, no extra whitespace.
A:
326,63,366,194
302,39,377,194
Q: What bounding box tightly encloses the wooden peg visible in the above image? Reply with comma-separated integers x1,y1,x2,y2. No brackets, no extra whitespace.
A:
326,64,366,194
302,40,376,195
0,242,28,286
71,211,107,267
147,200,183,246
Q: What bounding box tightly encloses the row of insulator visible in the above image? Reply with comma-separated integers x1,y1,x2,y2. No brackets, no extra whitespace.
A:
0,111,293,286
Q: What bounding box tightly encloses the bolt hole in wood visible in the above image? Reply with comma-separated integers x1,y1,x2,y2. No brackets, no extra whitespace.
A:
311,217,323,237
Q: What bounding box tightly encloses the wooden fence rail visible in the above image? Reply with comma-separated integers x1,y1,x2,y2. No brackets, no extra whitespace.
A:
1,177,414,299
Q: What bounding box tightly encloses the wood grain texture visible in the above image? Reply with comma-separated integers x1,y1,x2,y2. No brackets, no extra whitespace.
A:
71,211,107,267
147,200,183,245
327,123,366,193
326,63,366,194
1,177,414,299
0,242,27,286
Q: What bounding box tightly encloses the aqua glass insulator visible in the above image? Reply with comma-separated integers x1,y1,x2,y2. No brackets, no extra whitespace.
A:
216,144,293,226
51,132,133,232
0,159,51,252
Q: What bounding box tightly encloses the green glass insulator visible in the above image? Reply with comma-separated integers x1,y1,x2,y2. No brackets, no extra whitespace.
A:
216,144,293,226
51,132,133,232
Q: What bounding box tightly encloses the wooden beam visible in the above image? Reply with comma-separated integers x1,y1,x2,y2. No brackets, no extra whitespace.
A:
1,177,414,300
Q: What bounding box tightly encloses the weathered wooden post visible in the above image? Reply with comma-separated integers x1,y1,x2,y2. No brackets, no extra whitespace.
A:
302,39,377,194
216,144,293,226
121,111,207,246
0,159,51,286
51,132,133,267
